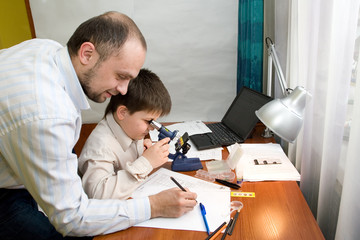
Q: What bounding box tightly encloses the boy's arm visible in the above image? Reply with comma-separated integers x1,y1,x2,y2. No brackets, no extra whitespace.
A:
125,138,170,180
79,135,167,199
81,156,150,199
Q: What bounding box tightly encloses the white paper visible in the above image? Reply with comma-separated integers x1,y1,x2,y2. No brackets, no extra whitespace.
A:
229,143,301,181
149,120,211,140
186,142,223,161
165,120,212,135
131,168,230,231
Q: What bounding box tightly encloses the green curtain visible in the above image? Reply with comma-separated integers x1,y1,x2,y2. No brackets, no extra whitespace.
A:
237,0,264,93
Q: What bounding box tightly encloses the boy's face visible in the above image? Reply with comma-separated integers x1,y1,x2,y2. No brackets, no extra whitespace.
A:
116,108,161,140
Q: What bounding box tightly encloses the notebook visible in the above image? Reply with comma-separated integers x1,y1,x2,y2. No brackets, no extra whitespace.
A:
189,87,272,150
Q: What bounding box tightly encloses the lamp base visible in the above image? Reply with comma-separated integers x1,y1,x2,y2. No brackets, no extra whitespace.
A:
262,127,274,138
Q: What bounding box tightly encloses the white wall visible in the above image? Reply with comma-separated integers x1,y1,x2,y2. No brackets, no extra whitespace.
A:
30,0,238,123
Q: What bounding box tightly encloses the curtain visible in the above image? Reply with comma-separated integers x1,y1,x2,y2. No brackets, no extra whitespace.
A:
282,0,360,239
335,13,360,239
237,0,263,93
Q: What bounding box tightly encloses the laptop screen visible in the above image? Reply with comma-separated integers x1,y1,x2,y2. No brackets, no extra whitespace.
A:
222,87,272,139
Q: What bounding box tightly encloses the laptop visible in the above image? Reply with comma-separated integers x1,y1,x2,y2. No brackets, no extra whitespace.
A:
189,87,272,150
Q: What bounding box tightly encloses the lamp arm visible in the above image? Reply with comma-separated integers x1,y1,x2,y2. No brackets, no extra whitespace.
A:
267,49,273,97
266,37,288,96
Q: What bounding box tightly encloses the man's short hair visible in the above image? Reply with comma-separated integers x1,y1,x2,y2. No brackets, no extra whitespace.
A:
67,11,146,62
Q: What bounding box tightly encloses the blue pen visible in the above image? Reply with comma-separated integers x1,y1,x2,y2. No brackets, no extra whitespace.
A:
200,203,210,235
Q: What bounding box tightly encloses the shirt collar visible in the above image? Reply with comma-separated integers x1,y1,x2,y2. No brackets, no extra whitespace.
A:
106,112,134,151
56,47,90,111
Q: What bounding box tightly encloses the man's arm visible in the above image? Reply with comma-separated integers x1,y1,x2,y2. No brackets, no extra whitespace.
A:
2,118,198,236
1,119,151,236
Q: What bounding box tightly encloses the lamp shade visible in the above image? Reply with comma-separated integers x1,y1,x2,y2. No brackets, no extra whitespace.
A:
255,86,307,143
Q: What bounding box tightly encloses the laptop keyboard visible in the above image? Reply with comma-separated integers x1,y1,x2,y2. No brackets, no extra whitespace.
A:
207,123,242,145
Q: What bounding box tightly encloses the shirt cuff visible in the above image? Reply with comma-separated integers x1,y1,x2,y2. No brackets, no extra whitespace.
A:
127,197,152,226
125,156,153,180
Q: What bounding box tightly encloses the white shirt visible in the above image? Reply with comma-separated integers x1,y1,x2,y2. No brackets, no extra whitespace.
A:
79,112,153,199
0,39,150,236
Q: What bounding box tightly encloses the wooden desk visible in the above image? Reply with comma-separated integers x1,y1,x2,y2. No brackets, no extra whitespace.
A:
87,123,324,240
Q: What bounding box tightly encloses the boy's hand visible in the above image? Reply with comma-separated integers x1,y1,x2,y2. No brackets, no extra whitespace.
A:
143,138,153,150
143,137,170,168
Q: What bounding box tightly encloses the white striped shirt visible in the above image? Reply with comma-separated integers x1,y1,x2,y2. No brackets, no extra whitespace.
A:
0,39,150,236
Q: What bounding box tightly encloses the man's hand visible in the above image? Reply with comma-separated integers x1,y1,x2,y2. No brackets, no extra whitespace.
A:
149,188,198,218
142,138,170,168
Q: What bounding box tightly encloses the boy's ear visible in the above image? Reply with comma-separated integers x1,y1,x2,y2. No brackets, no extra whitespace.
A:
116,105,128,120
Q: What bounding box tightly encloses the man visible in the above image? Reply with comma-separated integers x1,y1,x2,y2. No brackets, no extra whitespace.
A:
0,11,197,239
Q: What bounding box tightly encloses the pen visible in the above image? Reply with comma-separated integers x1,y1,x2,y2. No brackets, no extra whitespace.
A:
215,178,241,189
200,203,210,235
170,176,186,191
205,221,226,240
227,209,240,235
221,218,233,240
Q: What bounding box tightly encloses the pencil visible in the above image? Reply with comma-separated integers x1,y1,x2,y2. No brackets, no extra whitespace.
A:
170,176,198,203
170,176,186,192
221,218,233,240
205,221,226,240
209,223,228,240
228,209,240,235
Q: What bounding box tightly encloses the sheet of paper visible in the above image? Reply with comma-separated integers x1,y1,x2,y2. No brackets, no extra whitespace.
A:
131,168,230,232
149,120,211,140
166,120,212,135
228,143,301,181
149,121,222,160
185,142,222,161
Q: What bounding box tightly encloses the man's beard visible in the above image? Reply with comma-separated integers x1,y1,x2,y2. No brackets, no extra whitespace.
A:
80,67,104,103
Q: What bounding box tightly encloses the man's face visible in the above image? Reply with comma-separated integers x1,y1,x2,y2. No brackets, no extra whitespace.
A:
80,39,146,103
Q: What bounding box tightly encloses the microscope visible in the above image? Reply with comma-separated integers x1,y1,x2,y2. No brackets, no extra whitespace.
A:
149,120,203,172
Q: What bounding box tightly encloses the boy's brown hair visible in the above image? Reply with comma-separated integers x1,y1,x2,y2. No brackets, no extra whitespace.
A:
104,68,171,117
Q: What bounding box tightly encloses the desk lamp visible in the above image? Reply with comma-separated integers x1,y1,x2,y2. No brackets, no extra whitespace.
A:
255,37,309,143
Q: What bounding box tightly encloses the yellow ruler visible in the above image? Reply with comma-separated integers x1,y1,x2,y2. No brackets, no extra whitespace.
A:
231,191,255,198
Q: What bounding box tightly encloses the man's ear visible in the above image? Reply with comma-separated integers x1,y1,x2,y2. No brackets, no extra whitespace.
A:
116,105,128,120
78,42,96,65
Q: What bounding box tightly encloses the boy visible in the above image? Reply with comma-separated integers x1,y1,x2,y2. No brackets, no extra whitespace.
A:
79,68,172,199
